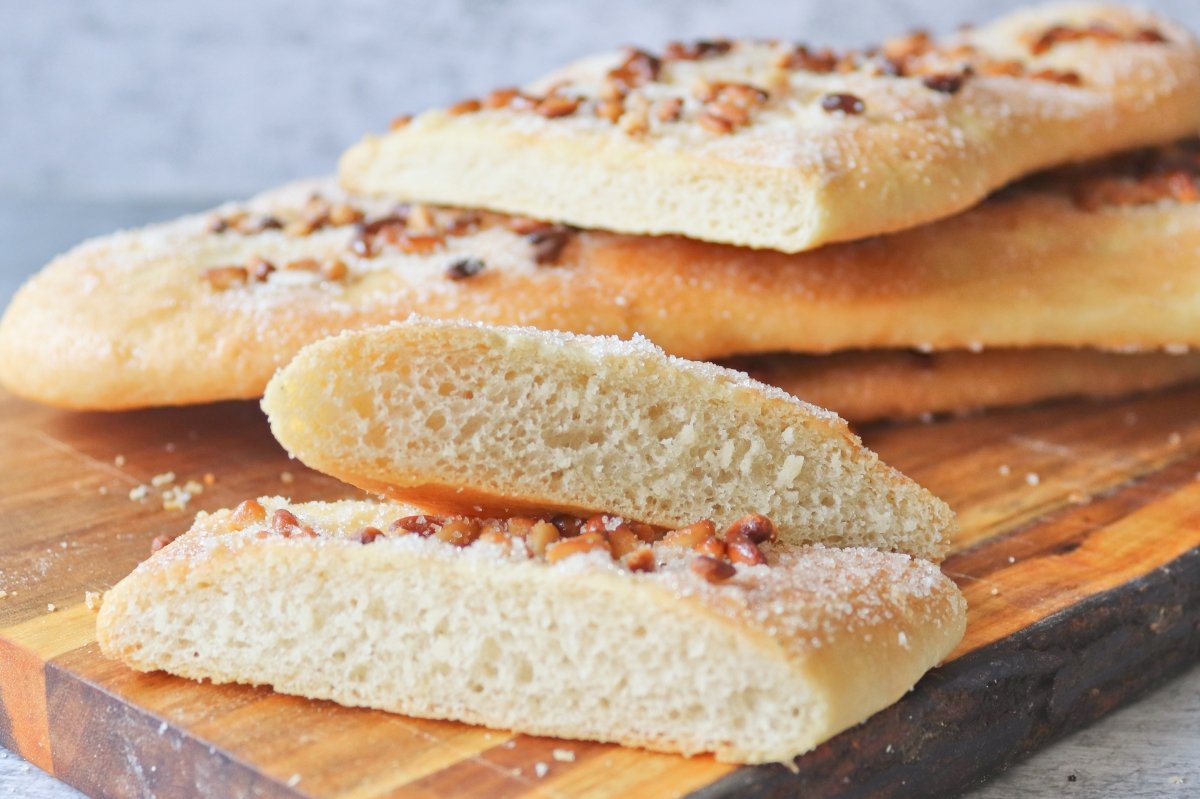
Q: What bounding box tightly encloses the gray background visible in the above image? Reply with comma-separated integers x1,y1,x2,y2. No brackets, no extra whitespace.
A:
1,1,1199,796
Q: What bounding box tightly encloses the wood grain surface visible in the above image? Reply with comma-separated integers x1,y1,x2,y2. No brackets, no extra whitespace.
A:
0,384,1198,798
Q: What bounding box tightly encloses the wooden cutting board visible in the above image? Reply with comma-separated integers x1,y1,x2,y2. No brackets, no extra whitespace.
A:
1,384,1198,799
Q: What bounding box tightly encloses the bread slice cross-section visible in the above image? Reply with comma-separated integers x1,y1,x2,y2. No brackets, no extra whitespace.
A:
96,498,967,764
262,319,955,561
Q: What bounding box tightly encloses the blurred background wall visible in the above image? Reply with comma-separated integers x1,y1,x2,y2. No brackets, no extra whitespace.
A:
5,0,1200,203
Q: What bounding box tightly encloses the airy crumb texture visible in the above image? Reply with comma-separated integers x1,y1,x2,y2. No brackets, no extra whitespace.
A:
262,319,955,561
340,4,1200,252
96,498,967,764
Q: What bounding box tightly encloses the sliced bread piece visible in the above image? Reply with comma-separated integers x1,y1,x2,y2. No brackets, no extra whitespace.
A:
262,319,955,561
96,498,967,764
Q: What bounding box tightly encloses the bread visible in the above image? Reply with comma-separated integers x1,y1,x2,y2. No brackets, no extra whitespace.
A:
339,4,1200,252
262,318,954,561
96,497,967,764
6,141,1200,411
734,348,1200,423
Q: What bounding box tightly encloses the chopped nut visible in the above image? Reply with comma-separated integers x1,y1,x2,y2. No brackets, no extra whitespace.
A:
608,526,641,558
231,499,267,526
820,93,865,115
546,531,613,563
435,517,482,547
246,256,275,282
447,98,482,115
446,257,486,281
328,203,365,226
922,73,965,94
271,508,316,538
536,95,582,118
392,515,443,537
705,100,749,127
697,111,734,134
655,97,683,123
284,257,322,272
606,48,662,94
526,520,561,556
624,547,657,572
662,520,717,549
396,233,444,254
777,45,838,73
84,591,102,612
203,266,249,291
358,527,384,544
321,259,349,281
691,555,736,583
508,217,554,235
695,536,727,559
483,87,522,109
529,226,573,265
665,39,733,61
550,514,584,538
389,115,413,130
594,98,625,123
725,535,767,566
724,514,778,544
150,533,178,554
407,204,435,232
1028,68,1082,86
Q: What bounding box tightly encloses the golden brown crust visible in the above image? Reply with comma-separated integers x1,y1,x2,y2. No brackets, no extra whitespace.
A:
733,348,1200,423
339,4,1200,251
5,138,1200,410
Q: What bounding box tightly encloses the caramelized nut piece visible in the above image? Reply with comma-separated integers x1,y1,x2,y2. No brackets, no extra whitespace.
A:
526,520,561,556
358,526,384,544
506,516,539,537
661,520,717,549
284,257,321,272
697,111,734,134
536,95,581,118
391,515,443,536
691,555,736,583
725,514,778,544
396,233,444,254
820,93,865,115
389,114,413,130
246,256,276,281
321,259,349,281
546,531,613,563
328,203,365,226
595,98,625,123
624,547,657,573
655,97,683,122
922,73,965,94
625,521,661,543
695,536,727,559
529,226,573,265
550,514,584,538
483,87,521,109
508,217,554,235
407,204,435,232
202,266,249,290
608,526,641,558
149,533,178,554
436,517,482,547
726,536,767,566
478,529,513,546
581,514,612,536
271,508,316,538
230,499,267,526
446,257,486,281
447,98,482,115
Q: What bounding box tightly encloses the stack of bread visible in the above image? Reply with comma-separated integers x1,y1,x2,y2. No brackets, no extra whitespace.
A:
3,3,1200,421
7,0,1200,768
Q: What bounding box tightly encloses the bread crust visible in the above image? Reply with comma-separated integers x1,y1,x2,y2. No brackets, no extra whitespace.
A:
340,4,1200,252
262,318,955,561
4,141,1200,412
733,348,1200,423
96,498,967,764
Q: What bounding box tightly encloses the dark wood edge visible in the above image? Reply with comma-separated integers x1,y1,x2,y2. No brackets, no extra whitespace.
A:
43,656,300,799
688,546,1200,799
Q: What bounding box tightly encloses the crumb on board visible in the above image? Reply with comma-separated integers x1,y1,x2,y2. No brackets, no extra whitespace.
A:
113,454,126,467
534,762,550,779
551,748,576,762
0,590,8,600
184,479,205,494
203,473,217,486
162,486,193,512
997,464,1011,476
286,774,301,787
85,591,102,611
129,484,149,501
1025,472,1040,486
990,586,1000,596
151,471,176,488
46,603,56,613
280,471,295,484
